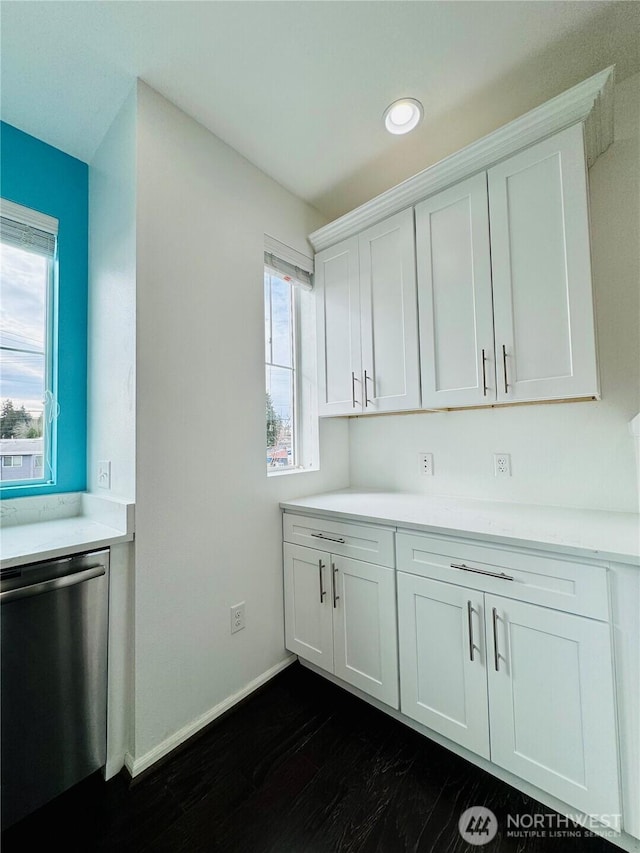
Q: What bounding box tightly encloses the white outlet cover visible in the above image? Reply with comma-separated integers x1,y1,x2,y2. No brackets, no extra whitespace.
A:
419,452,434,476
493,453,511,477
97,460,111,489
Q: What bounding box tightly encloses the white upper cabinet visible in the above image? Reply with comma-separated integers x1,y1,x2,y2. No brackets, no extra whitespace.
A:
415,173,495,408
488,123,599,402
415,125,599,408
312,69,615,414
315,236,361,416
315,210,420,417
358,209,421,413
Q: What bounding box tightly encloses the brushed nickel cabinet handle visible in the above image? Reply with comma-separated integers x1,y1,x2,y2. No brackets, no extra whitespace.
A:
332,563,339,609
451,563,514,582
364,370,373,408
502,344,509,394
318,560,326,603
492,607,500,672
467,600,475,662
351,372,358,408
311,533,346,544
481,349,488,397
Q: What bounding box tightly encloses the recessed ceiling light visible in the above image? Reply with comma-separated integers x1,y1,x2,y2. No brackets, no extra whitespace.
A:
383,98,424,135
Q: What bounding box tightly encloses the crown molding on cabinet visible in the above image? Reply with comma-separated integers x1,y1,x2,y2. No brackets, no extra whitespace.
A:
309,66,615,253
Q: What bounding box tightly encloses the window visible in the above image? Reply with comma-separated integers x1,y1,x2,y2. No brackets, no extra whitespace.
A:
2,456,23,467
0,199,57,488
1,121,88,499
264,237,317,475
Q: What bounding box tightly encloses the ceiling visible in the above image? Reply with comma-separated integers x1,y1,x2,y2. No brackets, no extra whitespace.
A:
2,1,639,220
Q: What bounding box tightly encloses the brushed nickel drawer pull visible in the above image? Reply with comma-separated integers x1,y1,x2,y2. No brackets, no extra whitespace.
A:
467,600,475,662
492,607,500,672
311,533,346,544
451,562,514,582
318,560,326,603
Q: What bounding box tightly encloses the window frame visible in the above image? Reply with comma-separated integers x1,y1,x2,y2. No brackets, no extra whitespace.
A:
263,237,318,477
0,121,88,500
0,199,57,491
265,267,300,473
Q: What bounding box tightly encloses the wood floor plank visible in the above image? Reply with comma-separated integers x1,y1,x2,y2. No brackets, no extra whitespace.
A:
1,663,618,853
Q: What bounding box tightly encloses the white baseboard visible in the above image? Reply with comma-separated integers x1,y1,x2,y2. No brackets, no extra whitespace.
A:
125,654,297,778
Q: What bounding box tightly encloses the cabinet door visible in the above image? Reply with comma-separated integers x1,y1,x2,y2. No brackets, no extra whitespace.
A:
398,573,490,758
315,237,362,416
488,123,599,402
359,209,421,413
332,556,399,708
416,173,496,408
283,543,333,672
486,595,620,820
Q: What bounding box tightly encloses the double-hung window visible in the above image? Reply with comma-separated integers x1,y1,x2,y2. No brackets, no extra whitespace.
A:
0,199,57,487
264,237,317,474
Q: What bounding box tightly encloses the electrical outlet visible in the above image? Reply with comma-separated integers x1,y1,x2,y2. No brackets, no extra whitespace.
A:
494,453,511,477
419,452,434,476
230,602,245,634
97,460,111,489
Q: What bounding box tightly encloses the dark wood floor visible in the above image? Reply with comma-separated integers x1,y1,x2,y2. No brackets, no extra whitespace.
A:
2,661,616,852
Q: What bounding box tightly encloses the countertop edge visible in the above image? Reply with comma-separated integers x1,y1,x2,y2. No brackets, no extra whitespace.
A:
0,521,135,570
280,497,640,567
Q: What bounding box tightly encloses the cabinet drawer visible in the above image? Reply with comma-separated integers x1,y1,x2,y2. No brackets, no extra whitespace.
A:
397,532,608,620
283,513,395,568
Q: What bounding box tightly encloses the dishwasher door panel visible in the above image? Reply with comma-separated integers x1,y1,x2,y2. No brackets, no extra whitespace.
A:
1,551,109,828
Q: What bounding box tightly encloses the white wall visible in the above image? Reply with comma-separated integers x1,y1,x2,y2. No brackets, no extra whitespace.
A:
88,89,137,774
133,83,349,761
88,87,137,500
349,72,640,514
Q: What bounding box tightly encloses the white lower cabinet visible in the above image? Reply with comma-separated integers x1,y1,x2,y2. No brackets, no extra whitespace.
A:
284,542,399,709
283,510,626,836
398,570,621,821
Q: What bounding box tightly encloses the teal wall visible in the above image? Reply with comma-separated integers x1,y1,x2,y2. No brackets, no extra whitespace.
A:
1,121,88,496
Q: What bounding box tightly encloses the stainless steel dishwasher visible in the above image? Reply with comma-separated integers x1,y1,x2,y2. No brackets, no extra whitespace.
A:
1,548,109,829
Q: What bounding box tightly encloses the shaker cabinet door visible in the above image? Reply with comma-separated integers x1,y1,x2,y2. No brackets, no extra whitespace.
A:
398,572,490,758
332,556,399,709
486,594,620,822
416,173,495,408
488,123,599,402
284,543,333,671
315,237,362,416
359,209,421,413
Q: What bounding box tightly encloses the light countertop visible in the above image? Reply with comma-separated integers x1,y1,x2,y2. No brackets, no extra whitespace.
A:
1,493,135,569
280,490,640,565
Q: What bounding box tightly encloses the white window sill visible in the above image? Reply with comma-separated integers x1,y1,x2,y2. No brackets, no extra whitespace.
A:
267,464,319,478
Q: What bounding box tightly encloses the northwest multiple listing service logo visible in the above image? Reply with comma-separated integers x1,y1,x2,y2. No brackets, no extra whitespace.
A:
458,807,621,845
458,807,498,846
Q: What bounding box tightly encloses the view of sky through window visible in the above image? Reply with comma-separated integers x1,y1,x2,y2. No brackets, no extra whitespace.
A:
0,240,48,481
